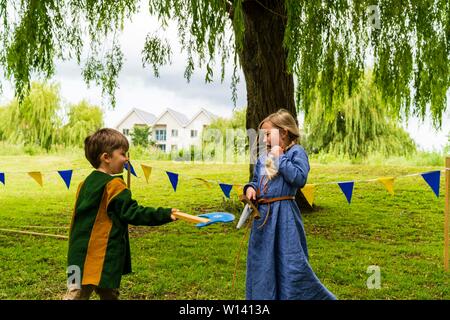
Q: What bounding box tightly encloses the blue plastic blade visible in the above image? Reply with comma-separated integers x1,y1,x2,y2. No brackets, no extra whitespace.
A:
196,212,235,228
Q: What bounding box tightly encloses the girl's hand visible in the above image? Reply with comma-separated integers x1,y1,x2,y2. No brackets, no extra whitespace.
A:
246,187,257,201
270,145,284,157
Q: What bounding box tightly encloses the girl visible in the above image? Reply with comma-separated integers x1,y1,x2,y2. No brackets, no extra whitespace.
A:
243,109,336,300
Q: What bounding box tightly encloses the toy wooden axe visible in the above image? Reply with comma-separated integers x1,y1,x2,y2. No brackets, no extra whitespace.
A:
172,210,234,228
237,194,261,229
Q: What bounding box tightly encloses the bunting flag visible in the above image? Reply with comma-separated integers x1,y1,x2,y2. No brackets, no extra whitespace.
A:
219,183,233,198
196,178,212,189
233,184,244,196
0,163,446,205
28,171,43,187
57,170,73,189
124,162,137,177
338,181,354,204
421,171,441,197
166,171,179,192
301,184,315,207
141,164,152,183
377,177,395,195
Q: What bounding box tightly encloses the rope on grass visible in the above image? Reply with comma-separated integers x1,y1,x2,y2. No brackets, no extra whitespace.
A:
0,228,68,239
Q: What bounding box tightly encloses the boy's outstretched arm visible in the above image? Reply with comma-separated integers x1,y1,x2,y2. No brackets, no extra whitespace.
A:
108,188,176,226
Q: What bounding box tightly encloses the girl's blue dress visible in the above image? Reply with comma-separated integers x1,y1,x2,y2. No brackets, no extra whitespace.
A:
244,144,336,300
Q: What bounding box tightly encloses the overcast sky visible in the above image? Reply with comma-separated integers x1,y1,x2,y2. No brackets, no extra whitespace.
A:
0,3,448,152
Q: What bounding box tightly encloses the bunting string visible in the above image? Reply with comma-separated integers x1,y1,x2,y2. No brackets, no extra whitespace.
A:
0,161,447,206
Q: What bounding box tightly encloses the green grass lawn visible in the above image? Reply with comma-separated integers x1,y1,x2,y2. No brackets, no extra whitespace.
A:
0,154,448,299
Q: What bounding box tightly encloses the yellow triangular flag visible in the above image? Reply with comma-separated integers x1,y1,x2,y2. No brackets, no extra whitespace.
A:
28,171,43,187
141,164,152,184
300,184,315,207
377,177,395,195
195,178,212,189
233,184,244,196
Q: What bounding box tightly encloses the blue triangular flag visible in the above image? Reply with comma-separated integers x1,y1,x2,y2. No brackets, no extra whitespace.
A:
219,183,233,198
338,181,354,204
421,171,440,197
166,171,178,192
0,172,4,185
124,162,137,177
57,170,73,189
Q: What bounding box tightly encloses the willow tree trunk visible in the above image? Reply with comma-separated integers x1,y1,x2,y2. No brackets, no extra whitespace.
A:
238,0,312,211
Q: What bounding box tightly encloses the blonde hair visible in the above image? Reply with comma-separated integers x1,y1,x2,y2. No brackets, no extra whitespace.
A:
258,109,300,180
258,108,300,145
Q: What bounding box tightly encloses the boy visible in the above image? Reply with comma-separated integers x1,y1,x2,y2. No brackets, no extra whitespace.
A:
64,128,177,300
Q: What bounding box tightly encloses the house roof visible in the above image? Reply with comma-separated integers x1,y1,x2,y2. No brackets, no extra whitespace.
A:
184,107,218,127
153,108,190,127
201,108,218,120
114,107,156,129
115,107,217,129
166,108,190,126
134,108,157,125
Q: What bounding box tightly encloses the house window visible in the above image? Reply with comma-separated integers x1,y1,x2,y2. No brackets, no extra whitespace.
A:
155,129,166,141
123,129,130,136
157,144,166,152
171,145,178,151
191,130,198,138
171,129,178,137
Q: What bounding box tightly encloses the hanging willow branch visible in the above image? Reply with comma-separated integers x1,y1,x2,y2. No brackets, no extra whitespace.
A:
0,0,448,126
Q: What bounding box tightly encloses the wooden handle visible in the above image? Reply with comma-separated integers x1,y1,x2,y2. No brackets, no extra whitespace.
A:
239,194,261,219
172,211,210,224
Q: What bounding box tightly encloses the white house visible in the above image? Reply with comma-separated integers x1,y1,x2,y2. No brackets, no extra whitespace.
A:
114,107,217,152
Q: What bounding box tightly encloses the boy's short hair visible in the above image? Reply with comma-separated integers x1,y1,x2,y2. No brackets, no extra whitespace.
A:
84,128,129,168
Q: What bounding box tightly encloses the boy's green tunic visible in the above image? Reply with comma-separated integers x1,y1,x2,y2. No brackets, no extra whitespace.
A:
68,171,172,288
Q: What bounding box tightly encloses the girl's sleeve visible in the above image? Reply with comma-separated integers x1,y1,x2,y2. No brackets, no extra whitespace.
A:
243,158,260,194
277,147,310,189
108,188,173,226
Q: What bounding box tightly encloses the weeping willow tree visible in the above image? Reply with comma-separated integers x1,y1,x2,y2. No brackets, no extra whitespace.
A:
1,1,448,125
445,133,450,154
0,82,61,151
61,100,104,147
0,106,7,141
0,1,449,206
304,74,417,158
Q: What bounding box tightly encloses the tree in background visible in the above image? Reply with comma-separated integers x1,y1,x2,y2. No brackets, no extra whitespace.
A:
0,82,61,151
1,1,448,208
130,125,152,148
0,83,104,150
303,74,417,159
61,100,104,147
445,133,450,154
1,0,448,137
0,106,7,141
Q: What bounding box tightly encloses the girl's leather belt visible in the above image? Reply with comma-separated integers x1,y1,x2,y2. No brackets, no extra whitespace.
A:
257,196,295,204
255,196,296,229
